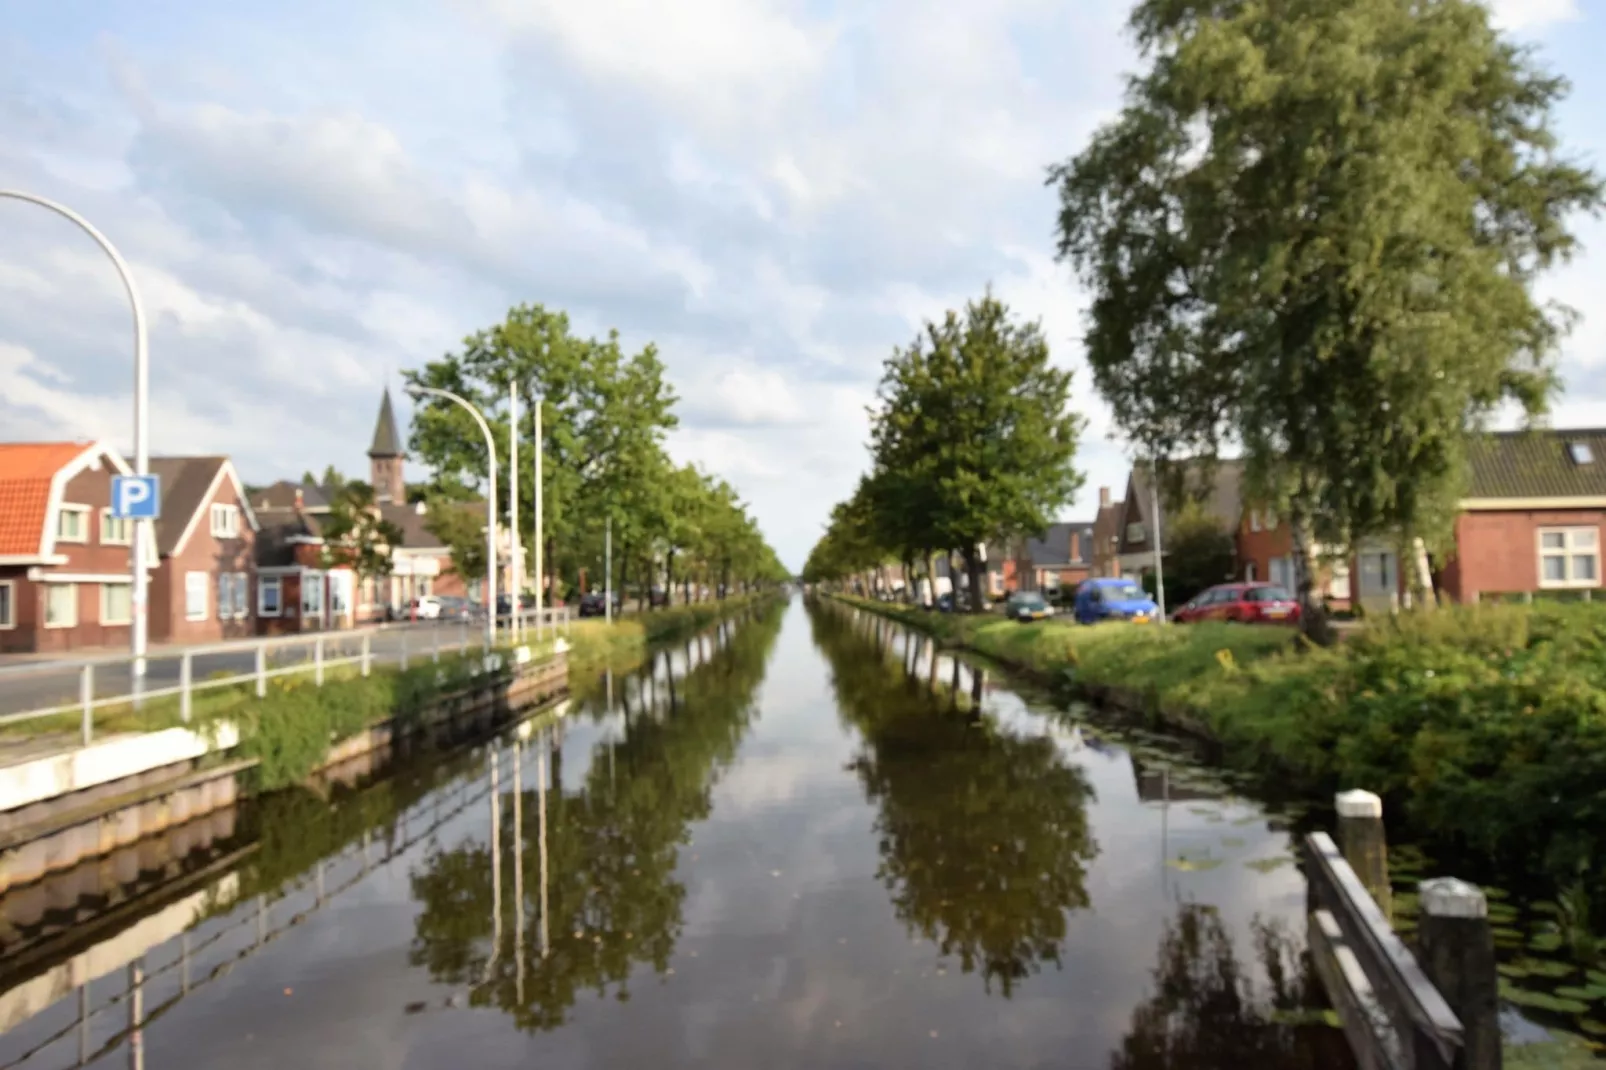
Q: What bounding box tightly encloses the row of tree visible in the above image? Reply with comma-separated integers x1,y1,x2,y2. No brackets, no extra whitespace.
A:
398,303,789,602
811,0,1600,638
802,292,1086,612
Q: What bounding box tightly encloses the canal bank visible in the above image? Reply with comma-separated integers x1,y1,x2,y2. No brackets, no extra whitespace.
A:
1,596,1362,1069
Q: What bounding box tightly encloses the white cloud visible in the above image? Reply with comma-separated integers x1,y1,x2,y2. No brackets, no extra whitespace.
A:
1487,0,1581,32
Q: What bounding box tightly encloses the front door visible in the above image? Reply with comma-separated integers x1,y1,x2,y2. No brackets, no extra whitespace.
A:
1357,546,1398,616
302,571,326,630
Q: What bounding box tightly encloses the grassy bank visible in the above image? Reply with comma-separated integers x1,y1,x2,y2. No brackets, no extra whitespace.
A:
834,594,1606,911
564,594,782,668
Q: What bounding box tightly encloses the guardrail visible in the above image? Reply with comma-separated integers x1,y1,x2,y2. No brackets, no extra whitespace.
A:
0,608,572,749
1304,790,1499,1070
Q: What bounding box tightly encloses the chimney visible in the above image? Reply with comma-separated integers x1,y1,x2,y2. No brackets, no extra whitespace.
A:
1070,529,1081,563
295,487,304,509
1099,486,1111,508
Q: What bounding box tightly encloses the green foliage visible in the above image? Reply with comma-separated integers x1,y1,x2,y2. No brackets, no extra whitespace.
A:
1048,0,1601,625
422,497,489,582
404,303,787,598
320,481,406,582
804,290,1087,613
1162,503,1238,607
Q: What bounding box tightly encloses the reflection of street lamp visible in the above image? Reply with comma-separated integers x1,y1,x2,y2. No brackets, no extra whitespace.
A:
2,190,152,676
409,386,497,648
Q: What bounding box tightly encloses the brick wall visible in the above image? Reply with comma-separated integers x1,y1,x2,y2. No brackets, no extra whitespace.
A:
1444,509,1605,603
151,476,258,644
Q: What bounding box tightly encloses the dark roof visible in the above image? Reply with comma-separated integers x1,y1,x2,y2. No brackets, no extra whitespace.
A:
148,456,227,556
1027,522,1095,569
1467,429,1606,500
369,389,404,459
1121,459,1244,556
381,501,446,550
251,480,332,513
253,509,321,567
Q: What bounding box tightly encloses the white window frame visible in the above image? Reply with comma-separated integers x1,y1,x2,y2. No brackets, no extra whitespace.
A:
259,576,283,617
329,571,353,615
185,571,210,621
303,572,325,621
1125,522,1146,544
231,572,250,619
1328,562,1352,601
210,503,241,539
1268,556,1294,590
100,509,133,546
0,580,14,629
100,582,133,625
44,583,78,629
1249,511,1262,533
217,572,234,620
1537,526,1600,589
56,505,90,543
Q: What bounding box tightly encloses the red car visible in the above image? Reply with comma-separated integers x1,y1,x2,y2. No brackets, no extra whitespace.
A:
1171,582,1302,625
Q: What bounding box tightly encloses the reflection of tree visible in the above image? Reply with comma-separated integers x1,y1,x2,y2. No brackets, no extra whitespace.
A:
407,602,785,1031
1111,904,1352,1070
810,604,1098,996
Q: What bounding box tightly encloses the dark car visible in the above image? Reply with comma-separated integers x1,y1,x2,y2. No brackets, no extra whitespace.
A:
648,587,671,608
1005,591,1053,622
1171,582,1301,625
578,592,622,618
934,592,956,613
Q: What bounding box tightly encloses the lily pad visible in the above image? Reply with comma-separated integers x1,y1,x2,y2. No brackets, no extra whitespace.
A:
1555,986,1602,1002
1581,1019,1606,1037
1530,931,1566,953
1500,981,1590,1015
1220,836,1247,849
1244,856,1294,874
1515,958,1575,979
1232,814,1262,827
1169,855,1225,872
1499,962,1532,980
1533,901,1563,917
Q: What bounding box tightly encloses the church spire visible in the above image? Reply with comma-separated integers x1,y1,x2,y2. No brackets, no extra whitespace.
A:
369,387,403,459
368,387,406,504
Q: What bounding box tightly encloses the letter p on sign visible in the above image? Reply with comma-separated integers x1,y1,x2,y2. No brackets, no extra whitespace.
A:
112,475,161,519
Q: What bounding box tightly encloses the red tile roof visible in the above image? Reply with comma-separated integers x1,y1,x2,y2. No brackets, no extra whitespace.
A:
0,442,90,555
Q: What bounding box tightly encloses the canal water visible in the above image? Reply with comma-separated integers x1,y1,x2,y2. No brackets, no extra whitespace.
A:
0,597,1353,1069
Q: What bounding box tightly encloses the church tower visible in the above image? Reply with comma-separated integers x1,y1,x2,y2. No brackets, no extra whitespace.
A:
369,388,406,504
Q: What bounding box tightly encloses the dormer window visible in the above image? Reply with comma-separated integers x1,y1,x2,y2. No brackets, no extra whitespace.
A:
1568,442,1594,466
211,503,241,538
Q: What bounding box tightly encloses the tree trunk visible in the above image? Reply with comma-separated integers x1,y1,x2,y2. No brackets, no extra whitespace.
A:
964,546,987,613
665,547,677,607
1289,510,1336,645
924,551,939,606
1406,534,1437,612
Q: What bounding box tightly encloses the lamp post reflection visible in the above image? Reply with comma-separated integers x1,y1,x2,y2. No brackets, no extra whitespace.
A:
513,739,525,1005
483,748,502,986
537,727,550,961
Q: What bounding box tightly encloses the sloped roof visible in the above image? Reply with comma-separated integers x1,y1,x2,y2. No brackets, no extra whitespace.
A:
1130,458,1245,531
1467,429,1606,500
381,501,446,550
251,480,332,513
1027,522,1095,568
148,456,228,555
369,389,404,458
0,442,85,555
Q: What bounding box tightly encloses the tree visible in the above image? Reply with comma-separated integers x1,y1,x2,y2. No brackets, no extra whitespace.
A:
1162,503,1237,608
1049,0,1600,641
302,465,349,494
319,481,405,597
422,498,489,589
870,291,1086,612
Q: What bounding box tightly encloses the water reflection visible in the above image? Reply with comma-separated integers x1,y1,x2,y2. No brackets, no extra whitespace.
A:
1112,904,1351,1069
406,604,787,1031
810,603,1099,996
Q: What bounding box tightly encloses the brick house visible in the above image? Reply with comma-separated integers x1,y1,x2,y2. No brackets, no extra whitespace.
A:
0,441,153,654
1022,523,1095,593
1116,460,1244,579
248,483,354,635
1235,503,1358,610
1091,486,1124,577
1438,429,1603,604
147,456,261,644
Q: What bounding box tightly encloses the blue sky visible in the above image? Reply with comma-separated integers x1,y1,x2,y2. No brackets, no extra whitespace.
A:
1,0,1601,569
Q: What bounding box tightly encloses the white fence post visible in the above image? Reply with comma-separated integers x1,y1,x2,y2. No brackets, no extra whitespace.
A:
180,652,193,723
80,664,94,746
315,636,325,686
255,643,267,698
361,633,372,677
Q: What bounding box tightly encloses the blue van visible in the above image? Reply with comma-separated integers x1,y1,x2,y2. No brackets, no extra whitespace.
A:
1073,578,1160,625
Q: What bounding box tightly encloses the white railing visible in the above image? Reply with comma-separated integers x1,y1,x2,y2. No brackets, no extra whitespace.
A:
0,607,572,749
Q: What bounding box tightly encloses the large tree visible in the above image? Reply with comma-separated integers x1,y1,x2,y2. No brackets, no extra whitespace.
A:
871,292,1086,612
1049,0,1600,639
319,481,405,600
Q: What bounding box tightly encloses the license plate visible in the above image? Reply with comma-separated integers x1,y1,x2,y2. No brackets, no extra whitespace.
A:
1131,614,1150,623
1264,607,1289,618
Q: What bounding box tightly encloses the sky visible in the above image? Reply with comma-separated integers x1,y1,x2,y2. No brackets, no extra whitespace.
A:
1,0,1602,570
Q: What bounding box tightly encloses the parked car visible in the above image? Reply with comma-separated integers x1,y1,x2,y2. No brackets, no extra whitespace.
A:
1006,591,1053,622
578,592,622,618
649,587,671,608
1171,583,1301,625
1073,578,1159,624
935,593,956,613
408,595,443,620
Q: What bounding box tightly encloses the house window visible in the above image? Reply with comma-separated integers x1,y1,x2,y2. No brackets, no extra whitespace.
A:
45,584,77,628
1539,527,1599,588
1244,561,1257,582
100,510,133,545
259,576,283,617
233,573,251,618
1125,522,1146,544
185,572,209,621
0,580,13,629
329,572,352,615
1249,511,1262,533
1328,563,1352,601
56,506,90,543
303,573,325,619
210,504,241,539
101,583,132,625
1269,557,1294,590
216,572,250,619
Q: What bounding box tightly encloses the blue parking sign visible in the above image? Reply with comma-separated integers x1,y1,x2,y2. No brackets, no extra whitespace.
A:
111,475,161,519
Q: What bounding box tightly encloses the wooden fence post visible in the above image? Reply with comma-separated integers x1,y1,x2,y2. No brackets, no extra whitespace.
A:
1335,789,1390,920
1418,878,1501,1070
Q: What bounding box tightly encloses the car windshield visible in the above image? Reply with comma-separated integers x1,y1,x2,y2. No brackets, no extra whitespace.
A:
1012,593,1046,608
1248,586,1294,602
1099,583,1145,603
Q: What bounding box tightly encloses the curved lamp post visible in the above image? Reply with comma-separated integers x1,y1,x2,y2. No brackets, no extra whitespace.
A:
409,386,497,648
1,190,152,677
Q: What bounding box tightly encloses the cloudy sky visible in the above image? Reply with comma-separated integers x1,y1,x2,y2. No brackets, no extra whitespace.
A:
2,0,1601,569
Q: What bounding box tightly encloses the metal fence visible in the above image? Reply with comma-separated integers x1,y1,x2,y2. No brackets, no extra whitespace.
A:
0,608,572,749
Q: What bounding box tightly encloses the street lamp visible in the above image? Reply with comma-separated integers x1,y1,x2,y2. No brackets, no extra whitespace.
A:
1,190,152,677
409,386,498,648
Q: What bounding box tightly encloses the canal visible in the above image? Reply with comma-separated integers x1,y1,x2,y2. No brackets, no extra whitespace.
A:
0,597,1353,1069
